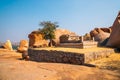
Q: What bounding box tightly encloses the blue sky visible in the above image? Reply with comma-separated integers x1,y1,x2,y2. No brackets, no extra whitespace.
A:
0,0,120,42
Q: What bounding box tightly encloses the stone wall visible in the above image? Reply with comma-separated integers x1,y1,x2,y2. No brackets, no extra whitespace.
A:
85,49,115,63
28,48,115,65
28,49,84,65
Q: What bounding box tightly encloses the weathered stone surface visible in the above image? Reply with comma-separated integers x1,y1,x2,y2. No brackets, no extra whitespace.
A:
85,49,114,63
28,31,48,47
59,34,69,43
54,29,78,45
28,49,84,65
28,48,114,64
3,40,13,51
60,34,81,43
106,11,120,48
59,41,98,48
90,28,111,44
17,40,28,53
100,27,112,33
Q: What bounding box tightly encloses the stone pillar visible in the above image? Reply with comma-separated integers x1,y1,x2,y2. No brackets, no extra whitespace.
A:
81,36,84,42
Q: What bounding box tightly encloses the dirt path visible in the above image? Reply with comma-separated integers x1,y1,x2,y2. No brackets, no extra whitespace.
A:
0,49,120,80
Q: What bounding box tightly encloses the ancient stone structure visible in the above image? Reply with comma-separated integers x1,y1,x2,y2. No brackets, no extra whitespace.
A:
17,40,28,53
3,40,13,51
106,11,120,48
60,35,81,43
59,41,98,48
54,29,78,45
28,48,114,64
28,31,48,48
57,29,97,48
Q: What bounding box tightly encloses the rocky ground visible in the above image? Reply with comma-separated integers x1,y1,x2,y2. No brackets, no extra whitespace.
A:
0,48,120,80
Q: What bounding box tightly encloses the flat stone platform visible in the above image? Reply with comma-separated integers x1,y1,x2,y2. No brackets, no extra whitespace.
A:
28,47,115,65
59,41,98,48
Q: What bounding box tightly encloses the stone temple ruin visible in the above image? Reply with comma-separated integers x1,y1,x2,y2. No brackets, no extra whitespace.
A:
59,34,98,48
28,29,98,48
28,11,120,65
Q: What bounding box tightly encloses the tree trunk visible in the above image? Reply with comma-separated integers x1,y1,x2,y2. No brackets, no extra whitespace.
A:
50,39,53,47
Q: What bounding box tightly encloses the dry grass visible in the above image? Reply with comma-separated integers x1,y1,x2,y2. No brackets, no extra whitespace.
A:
32,47,113,54
90,53,120,71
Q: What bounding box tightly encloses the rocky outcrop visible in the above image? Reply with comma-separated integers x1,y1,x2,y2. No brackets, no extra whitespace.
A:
28,31,48,48
17,40,28,53
3,40,13,51
106,11,120,48
90,28,111,45
100,27,112,33
54,29,78,45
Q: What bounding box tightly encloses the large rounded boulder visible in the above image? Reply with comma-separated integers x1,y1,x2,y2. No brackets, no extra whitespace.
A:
90,28,111,46
28,31,48,48
17,40,28,53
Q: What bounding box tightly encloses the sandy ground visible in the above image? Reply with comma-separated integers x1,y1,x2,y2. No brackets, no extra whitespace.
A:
0,48,120,80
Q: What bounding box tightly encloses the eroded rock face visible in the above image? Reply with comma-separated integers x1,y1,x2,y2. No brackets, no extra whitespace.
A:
90,28,111,44
106,12,120,48
17,40,28,53
28,31,48,48
100,27,112,33
3,40,13,51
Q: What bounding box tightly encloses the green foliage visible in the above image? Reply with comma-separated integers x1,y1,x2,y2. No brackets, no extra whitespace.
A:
39,21,59,40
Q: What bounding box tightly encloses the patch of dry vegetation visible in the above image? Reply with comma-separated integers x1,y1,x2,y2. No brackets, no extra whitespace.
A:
33,47,113,54
90,53,120,75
